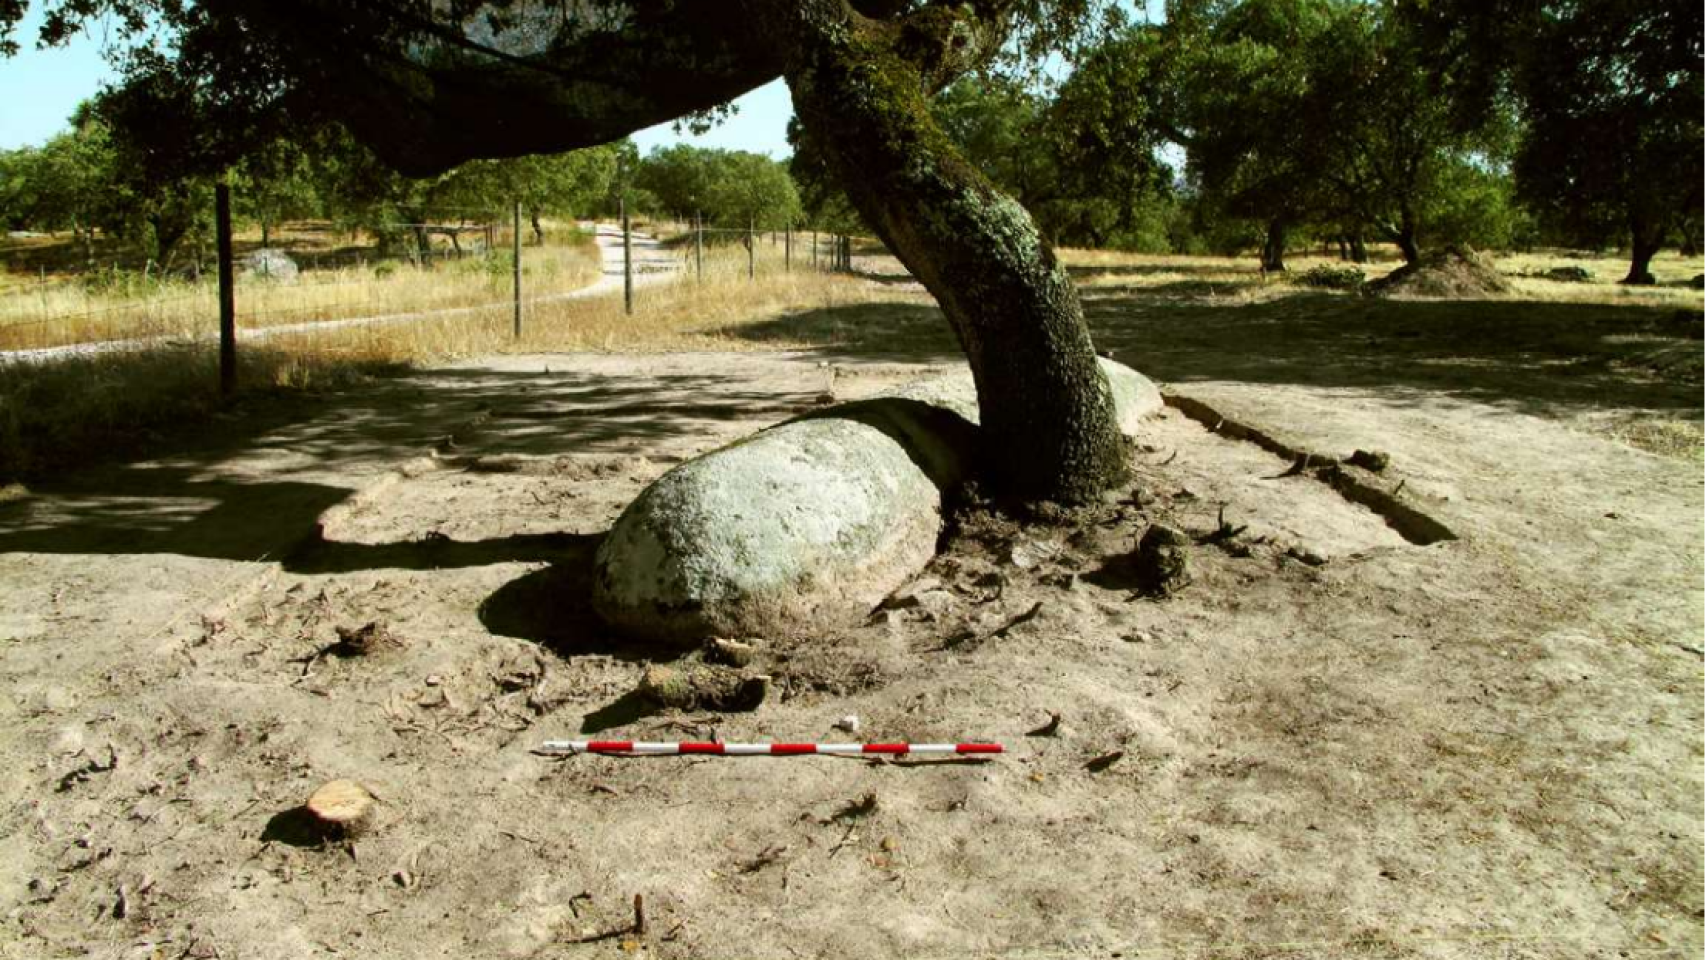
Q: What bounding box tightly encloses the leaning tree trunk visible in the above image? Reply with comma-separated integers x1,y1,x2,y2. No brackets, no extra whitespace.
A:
775,2,1127,504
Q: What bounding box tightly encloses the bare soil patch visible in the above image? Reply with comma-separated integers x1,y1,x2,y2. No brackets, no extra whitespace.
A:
1,268,1701,959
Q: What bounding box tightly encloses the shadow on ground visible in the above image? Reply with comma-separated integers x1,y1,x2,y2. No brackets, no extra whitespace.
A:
720,284,1702,422
3,276,1698,574
0,364,824,566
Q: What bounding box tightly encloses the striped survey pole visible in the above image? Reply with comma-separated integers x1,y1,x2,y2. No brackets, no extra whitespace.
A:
540,740,1003,757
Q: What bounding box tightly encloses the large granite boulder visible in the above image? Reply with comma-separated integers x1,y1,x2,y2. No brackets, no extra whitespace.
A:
591,359,1162,642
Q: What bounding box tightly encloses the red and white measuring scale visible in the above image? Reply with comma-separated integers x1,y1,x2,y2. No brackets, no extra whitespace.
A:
540,740,1004,757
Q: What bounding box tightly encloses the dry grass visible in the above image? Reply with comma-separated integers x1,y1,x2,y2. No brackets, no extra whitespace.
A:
1599,417,1706,461
0,240,916,481
3,235,1698,480
267,238,921,361
1059,247,1405,306
1061,244,1704,309
0,343,395,480
0,228,600,352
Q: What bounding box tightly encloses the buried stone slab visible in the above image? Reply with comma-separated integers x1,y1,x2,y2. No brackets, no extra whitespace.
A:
591,360,1162,642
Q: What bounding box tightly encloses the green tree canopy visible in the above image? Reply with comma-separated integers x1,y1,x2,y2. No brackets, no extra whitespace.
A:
634,145,802,230
1158,0,1517,268
3,0,1143,503
1511,0,1702,283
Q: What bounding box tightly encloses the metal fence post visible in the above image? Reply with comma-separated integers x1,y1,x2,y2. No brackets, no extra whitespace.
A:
215,179,236,397
785,227,791,273
512,201,522,338
622,198,633,315
747,218,755,280
695,211,703,282
812,230,818,270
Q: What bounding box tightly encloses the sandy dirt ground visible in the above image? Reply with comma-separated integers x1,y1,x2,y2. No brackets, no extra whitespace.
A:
1,286,1701,959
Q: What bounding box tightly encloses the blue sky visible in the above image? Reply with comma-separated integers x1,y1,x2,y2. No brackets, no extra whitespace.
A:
0,6,122,148
0,6,796,156
0,2,798,155
0,2,1158,156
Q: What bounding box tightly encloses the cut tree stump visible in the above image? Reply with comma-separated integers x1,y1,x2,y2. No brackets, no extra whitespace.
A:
304,780,377,839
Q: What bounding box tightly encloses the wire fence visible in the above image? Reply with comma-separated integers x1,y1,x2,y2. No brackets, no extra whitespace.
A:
0,197,881,372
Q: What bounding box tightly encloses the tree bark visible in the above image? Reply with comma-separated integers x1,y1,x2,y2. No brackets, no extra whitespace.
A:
1679,218,1701,259
1395,203,1422,266
776,2,1127,504
152,218,186,268
1260,219,1288,272
76,220,94,270
1622,209,1662,285
1395,230,1421,266
530,211,545,245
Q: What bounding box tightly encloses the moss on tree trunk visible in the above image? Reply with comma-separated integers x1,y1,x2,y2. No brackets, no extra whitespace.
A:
780,6,1127,504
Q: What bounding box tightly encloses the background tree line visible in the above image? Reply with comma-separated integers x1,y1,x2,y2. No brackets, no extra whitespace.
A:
903,0,1700,284
0,109,810,271
3,0,1699,285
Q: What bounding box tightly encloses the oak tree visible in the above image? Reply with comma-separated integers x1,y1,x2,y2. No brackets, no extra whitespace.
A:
3,0,1134,503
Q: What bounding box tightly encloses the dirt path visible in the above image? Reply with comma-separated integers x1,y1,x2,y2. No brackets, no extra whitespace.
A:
0,344,1699,959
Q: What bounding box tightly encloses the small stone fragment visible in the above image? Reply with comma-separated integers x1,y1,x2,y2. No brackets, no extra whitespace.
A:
880,576,944,610
1008,540,1057,570
1287,546,1329,567
1027,711,1063,737
704,638,758,668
